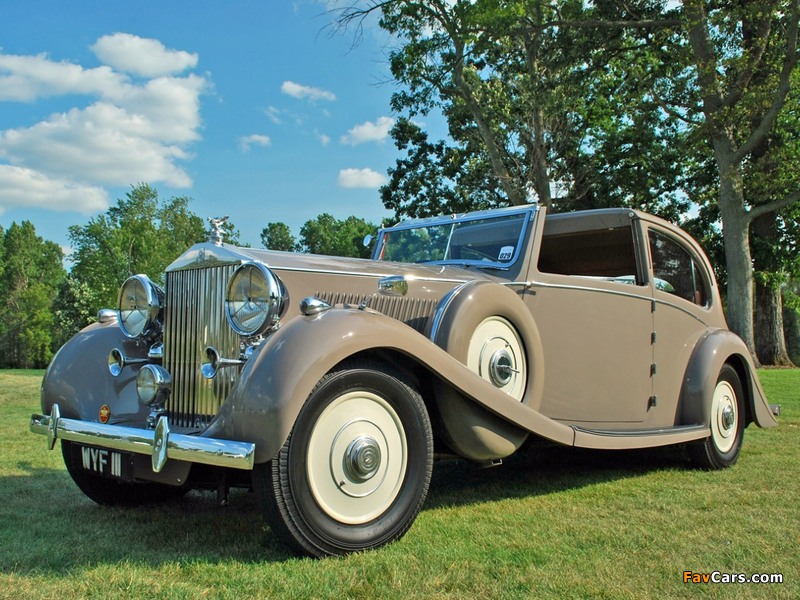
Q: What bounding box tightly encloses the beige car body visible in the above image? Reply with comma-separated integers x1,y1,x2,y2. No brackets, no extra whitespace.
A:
31,203,775,556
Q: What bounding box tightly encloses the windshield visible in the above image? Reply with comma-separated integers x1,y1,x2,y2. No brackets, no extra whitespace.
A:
374,210,532,268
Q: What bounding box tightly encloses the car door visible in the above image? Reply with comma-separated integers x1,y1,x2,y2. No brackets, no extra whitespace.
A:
645,223,720,425
524,210,654,425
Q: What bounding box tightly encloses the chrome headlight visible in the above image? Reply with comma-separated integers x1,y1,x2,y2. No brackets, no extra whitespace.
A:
225,262,287,336
137,364,172,406
118,275,164,338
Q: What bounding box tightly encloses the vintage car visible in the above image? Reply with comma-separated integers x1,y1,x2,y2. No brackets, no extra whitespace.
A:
31,205,776,557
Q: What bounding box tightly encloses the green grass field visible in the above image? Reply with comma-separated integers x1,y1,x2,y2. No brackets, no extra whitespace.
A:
0,369,797,599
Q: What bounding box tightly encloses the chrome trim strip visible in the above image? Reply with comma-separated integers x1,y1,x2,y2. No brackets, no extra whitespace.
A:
30,405,255,471
572,424,709,438
428,282,469,344
530,280,650,302
530,281,709,324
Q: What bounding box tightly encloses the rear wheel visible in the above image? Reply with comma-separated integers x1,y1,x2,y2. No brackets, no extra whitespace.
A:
688,364,744,469
254,362,433,557
61,440,186,506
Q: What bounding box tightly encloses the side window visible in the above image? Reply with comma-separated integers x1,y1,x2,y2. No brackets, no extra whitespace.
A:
538,225,640,284
648,230,709,307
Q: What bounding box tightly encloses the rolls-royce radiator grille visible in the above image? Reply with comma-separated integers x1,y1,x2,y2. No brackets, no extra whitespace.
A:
163,265,240,429
315,291,437,334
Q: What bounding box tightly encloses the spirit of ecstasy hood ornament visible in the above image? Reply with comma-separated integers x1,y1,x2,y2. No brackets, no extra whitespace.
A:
208,216,229,246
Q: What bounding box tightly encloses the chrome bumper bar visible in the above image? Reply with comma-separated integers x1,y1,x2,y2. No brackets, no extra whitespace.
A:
30,404,255,473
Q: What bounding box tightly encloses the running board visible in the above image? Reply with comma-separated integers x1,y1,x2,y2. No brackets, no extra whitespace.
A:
572,424,709,450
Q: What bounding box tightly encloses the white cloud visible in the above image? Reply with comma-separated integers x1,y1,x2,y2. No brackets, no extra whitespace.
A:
0,34,208,204
0,102,194,187
341,116,395,145
338,167,386,188
91,33,198,77
0,52,126,101
239,134,271,151
281,80,336,102
265,106,283,125
318,133,331,146
0,164,108,214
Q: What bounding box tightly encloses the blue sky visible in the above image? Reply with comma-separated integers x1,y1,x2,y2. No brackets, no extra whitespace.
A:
0,0,412,254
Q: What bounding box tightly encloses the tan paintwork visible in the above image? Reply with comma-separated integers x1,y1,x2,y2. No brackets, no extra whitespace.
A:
38,204,776,476
205,305,575,464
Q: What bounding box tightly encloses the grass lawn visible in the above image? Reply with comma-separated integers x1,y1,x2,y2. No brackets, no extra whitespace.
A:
0,368,797,599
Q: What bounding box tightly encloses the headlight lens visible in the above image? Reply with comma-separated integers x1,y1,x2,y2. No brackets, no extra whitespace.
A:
136,364,172,406
225,262,287,336
118,275,164,338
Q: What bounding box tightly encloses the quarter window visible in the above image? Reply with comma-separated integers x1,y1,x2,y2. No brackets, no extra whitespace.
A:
648,230,709,307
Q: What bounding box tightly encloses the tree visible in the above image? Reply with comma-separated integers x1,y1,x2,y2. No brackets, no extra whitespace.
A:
342,1,689,223
340,0,800,360
784,278,800,365
298,214,376,258
261,222,297,251
66,183,207,327
51,275,97,349
0,221,65,368
663,0,799,357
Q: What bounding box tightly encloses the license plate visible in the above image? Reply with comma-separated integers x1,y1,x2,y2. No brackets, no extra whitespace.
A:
75,444,134,480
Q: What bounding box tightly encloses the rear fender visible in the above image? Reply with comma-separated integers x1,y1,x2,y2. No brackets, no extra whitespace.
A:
679,329,776,429
205,306,575,464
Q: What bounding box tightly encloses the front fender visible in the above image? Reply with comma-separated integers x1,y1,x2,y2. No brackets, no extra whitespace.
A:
41,321,151,424
679,328,777,429
205,306,575,464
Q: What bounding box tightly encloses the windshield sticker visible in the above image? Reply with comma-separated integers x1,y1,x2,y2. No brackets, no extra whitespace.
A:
498,246,514,261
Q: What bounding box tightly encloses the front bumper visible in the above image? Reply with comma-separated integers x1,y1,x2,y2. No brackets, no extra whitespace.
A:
30,404,255,473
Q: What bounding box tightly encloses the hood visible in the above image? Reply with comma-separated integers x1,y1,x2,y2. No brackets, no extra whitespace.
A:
166,241,497,285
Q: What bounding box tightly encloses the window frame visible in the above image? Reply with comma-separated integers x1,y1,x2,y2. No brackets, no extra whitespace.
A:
646,226,713,310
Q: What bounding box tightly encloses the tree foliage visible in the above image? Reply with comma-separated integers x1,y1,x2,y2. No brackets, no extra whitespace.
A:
0,221,66,368
339,0,800,361
66,183,207,328
298,214,376,258
261,216,376,257
347,0,689,222
261,222,297,251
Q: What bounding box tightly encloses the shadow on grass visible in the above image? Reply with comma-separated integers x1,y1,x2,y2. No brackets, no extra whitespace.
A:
424,440,690,511
2,443,690,572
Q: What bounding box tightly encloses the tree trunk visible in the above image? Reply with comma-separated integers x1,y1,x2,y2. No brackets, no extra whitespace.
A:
754,280,795,366
715,150,758,363
452,50,526,206
784,304,800,365
752,213,795,366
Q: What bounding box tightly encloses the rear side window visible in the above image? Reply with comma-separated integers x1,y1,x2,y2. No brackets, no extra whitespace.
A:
538,226,639,282
648,230,710,307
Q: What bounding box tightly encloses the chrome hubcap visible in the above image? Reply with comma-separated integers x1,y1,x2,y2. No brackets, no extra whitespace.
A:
489,348,515,387
721,404,735,431
468,316,527,401
344,436,381,482
711,380,737,453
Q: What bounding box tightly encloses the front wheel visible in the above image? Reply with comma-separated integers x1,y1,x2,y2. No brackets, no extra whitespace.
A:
688,364,745,469
254,361,433,557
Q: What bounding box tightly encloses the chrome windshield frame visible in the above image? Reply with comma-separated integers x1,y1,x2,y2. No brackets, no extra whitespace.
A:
372,205,538,269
